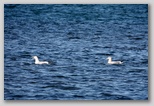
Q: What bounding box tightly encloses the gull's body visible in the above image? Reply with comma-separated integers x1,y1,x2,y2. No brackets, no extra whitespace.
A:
33,56,49,64
107,57,123,64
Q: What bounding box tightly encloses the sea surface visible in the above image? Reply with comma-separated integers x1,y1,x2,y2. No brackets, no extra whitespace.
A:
4,4,148,100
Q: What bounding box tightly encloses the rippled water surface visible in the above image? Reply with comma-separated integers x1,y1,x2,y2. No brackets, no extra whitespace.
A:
4,4,148,100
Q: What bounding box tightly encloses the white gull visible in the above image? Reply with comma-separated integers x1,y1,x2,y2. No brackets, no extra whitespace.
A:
33,56,49,65
107,57,123,64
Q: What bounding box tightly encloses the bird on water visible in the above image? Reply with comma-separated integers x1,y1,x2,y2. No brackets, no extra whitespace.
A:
106,56,123,64
33,56,49,65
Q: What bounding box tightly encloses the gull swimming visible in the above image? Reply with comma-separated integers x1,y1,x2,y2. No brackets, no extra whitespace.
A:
107,57,123,64
33,56,49,65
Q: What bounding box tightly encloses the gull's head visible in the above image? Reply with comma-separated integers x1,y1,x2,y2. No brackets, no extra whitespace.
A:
107,56,112,60
32,56,38,59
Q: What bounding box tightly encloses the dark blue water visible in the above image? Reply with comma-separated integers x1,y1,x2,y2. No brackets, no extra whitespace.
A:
4,4,148,100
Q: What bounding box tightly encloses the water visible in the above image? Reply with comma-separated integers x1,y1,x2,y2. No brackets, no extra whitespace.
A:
4,4,148,100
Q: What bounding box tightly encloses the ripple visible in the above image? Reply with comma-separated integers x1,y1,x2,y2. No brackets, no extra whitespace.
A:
101,92,133,100
60,86,80,90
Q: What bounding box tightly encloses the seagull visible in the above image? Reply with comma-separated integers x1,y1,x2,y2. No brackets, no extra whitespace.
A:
106,56,123,64
33,56,49,65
